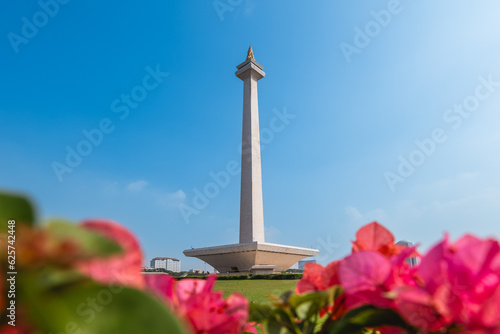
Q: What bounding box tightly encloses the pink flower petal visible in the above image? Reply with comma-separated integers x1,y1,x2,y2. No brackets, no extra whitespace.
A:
396,287,447,333
321,260,341,288
77,219,144,288
352,222,395,253
296,262,326,294
176,275,217,305
144,274,175,303
339,251,392,293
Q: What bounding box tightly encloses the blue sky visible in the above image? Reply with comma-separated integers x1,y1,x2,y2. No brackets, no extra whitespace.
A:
1,1,500,271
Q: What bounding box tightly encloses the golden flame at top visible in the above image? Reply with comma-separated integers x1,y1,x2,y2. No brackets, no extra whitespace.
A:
246,46,255,60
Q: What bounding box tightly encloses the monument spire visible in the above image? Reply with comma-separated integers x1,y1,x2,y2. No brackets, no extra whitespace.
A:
235,47,265,243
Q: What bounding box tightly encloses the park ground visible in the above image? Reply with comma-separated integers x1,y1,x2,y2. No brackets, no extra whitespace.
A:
214,279,300,304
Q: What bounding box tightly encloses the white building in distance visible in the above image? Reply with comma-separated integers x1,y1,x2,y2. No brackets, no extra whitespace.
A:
150,257,181,273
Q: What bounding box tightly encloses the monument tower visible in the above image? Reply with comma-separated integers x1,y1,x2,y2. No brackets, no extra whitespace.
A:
184,47,318,273
237,46,265,244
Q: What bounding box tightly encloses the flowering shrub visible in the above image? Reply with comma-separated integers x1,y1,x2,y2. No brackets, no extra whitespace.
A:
252,222,500,334
145,274,256,333
2,190,500,334
394,234,500,333
0,192,254,334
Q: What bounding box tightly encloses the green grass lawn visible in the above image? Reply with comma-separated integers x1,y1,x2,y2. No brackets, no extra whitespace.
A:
214,279,299,304
215,279,326,333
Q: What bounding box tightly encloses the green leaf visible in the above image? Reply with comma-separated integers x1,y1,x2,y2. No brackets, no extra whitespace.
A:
279,290,294,303
328,305,411,334
289,291,329,320
0,191,35,233
20,268,186,334
249,302,273,323
46,219,123,258
326,285,344,304
264,309,300,334
264,318,296,334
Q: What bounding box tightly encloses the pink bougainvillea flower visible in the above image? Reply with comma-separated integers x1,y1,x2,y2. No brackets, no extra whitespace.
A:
394,237,461,332
444,235,500,330
339,245,417,311
321,260,341,288
394,286,450,333
296,223,500,333
473,285,500,330
145,274,256,334
296,261,347,320
144,273,175,305
352,221,411,258
389,245,419,287
183,290,254,334
175,275,217,306
339,251,392,293
77,219,145,289
296,262,328,294
450,235,500,300
395,233,500,333
338,250,395,310
352,222,394,251
296,261,342,295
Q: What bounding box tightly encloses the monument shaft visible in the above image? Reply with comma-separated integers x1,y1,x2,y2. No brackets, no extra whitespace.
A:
236,47,266,243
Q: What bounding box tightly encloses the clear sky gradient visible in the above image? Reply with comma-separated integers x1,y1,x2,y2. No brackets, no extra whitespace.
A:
1,1,500,271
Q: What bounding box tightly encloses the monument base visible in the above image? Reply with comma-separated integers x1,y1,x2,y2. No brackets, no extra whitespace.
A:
183,242,319,273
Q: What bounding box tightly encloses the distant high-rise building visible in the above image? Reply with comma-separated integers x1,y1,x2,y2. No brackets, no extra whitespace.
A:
189,269,202,274
396,240,417,266
150,257,181,273
298,259,317,271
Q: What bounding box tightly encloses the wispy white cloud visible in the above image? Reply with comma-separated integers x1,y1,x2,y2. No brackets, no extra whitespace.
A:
126,180,149,192
157,189,186,208
345,206,387,224
108,179,187,209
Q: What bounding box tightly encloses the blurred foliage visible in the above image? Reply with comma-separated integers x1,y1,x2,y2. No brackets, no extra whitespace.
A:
249,286,416,334
0,191,35,234
20,268,185,334
0,191,186,334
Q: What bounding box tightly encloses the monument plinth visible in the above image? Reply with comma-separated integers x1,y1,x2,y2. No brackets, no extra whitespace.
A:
184,47,319,273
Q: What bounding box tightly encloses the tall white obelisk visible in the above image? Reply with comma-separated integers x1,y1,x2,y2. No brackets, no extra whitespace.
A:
236,46,266,244
183,47,319,274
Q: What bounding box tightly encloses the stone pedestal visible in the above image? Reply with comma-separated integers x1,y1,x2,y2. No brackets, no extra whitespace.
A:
250,265,277,275
184,242,318,273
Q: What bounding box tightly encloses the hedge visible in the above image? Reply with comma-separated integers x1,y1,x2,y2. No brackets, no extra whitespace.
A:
174,273,303,280
250,273,302,280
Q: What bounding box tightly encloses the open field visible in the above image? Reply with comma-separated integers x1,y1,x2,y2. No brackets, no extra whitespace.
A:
215,279,300,304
